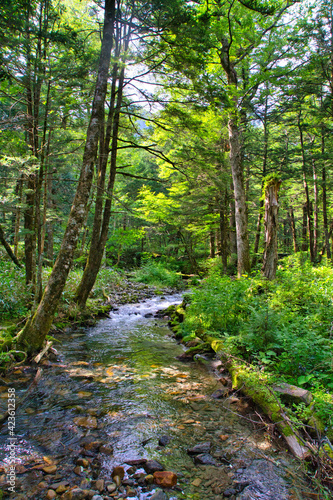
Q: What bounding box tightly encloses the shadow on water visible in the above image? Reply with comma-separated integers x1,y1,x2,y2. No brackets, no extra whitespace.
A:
0,294,316,499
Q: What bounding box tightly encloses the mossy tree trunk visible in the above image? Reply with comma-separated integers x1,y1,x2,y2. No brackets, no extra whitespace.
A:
75,16,131,309
262,176,281,280
16,0,116,353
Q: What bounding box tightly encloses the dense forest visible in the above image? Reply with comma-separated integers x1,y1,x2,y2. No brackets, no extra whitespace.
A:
1,0,333,497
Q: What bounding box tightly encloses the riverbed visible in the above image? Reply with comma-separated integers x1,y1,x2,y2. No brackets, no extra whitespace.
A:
0,294,316,499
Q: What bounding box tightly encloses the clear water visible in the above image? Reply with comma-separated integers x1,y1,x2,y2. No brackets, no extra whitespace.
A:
0,295,313,499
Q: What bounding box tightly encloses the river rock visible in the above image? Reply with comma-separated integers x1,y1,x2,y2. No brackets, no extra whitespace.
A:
150,490,168,500
193,453,216,466
73,416,98,429
125,458,147,466
91,496,103,500
153,471,177,488
77,458,89,467
46,490,56,499
99,443,113,455
95,479,104,492
112,466,125,480
223,487,237,497
43,465,57,474
187,442,211,455
211,388,229,399
61,488,86,500
158,435,171,446
143,460,165,474
272,382,313,405
233,459,290,499
107,483,117,493
145,474,154,484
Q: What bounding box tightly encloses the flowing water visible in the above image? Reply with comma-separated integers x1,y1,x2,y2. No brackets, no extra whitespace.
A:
0,295,315,499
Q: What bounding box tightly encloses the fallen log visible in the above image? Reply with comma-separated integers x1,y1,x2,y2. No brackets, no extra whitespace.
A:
202,334,310,460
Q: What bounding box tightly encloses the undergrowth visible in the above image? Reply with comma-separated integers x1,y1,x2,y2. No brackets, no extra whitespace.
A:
181,254,333,434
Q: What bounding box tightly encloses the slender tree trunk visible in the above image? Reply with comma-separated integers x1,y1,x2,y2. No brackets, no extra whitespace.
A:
229,188,237,265
219,39,250,277
262,177,281,280
209,231,215,258
288,207,298,253
0,224,22,268
16,0,116,352
219,192,228,273
75,15,132,309
302,203,308,252
252,96,269,267
298,114,314,261
312,158,318,260
45,167,54,263
229,114,250,276
321,132,331,259
14,177,23,257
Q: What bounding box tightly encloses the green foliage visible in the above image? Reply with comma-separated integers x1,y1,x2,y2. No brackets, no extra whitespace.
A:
183,258,333,394
0,258,29,319
134,260,183,288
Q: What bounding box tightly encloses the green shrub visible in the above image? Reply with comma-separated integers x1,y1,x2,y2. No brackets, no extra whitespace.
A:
182,258,333,392
134,261,183,288
0,259,29,319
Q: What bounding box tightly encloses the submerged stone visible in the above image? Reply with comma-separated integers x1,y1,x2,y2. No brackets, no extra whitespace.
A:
193,453,216,466
144,460,165,474
187,441,211,455
153,471,177,488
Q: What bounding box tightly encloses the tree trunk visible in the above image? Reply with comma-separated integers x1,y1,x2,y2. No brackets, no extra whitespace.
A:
209,231,215,258
13,176,23,258
229,115,250,276
219,39,250,277
219,192,228,273
298,114,314,261
75,64,125,308
312,158,318,260
0,224,22,268
262,177,281,280
16,0,116,352
75,15,132,309
288,207,298,253
252,98,268,267
321,133,331,259
302,203,308,252
229,190,237,265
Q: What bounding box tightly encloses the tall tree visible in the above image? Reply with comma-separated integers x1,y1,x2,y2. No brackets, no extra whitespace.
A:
16,0,116,352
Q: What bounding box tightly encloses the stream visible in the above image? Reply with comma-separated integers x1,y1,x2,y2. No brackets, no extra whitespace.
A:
0,294,316,499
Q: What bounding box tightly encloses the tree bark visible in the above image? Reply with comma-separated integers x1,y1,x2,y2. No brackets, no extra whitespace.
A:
302,203,308,252
209,231,215,258
298,114,314,261
75,15,132,308
0,224,22,268
16,0,116,352
262,177,281,280
288,207,298,253
312,158,318,260
321,132,331,259
252,96,268,266
219,37,250,277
